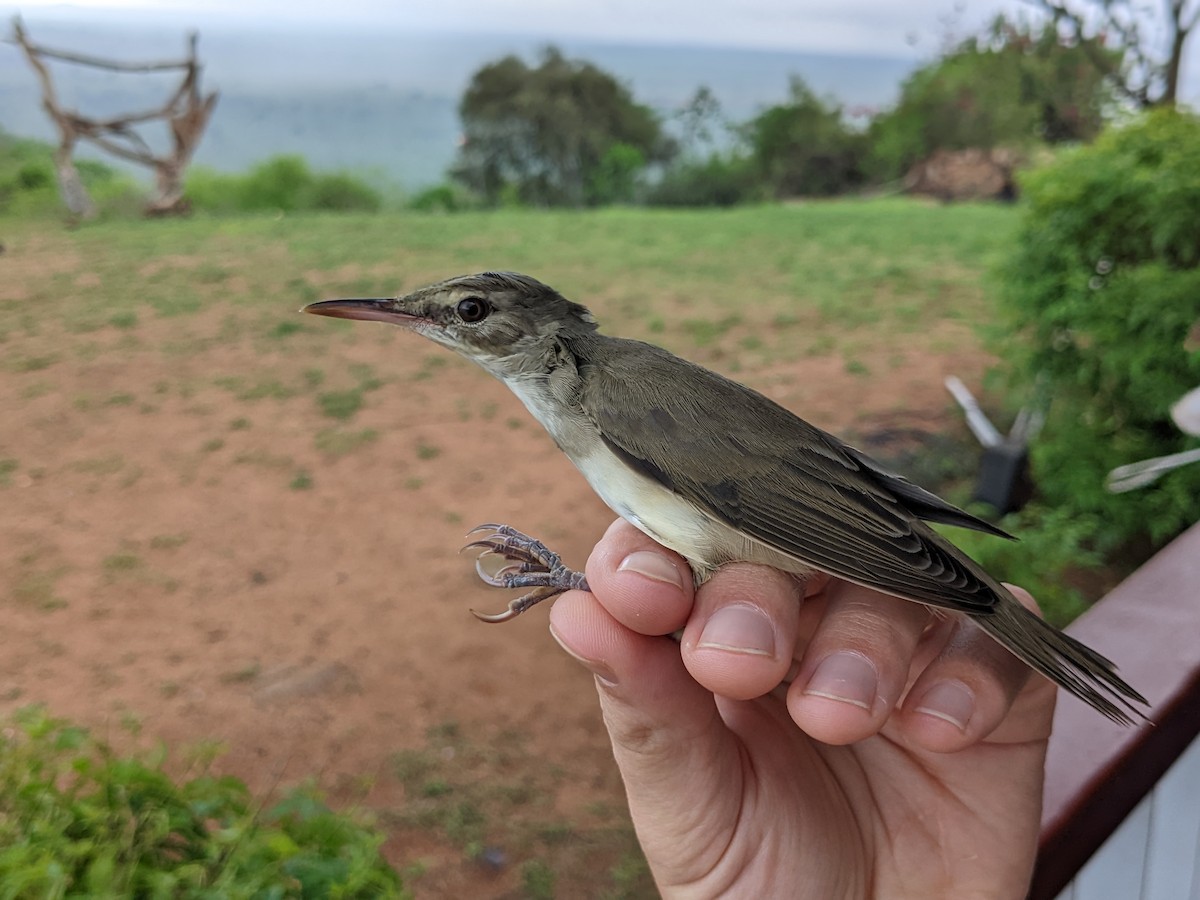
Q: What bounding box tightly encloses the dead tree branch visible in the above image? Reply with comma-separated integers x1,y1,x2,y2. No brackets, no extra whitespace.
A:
9,16,219,218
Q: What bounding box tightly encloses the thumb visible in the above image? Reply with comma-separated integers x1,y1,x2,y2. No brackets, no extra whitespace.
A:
548,589,744,883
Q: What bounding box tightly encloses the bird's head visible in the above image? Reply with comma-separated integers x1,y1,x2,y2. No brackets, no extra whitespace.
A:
302,272,597,377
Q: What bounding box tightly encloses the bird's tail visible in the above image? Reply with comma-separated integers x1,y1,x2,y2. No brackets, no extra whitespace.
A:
976,596,1148,725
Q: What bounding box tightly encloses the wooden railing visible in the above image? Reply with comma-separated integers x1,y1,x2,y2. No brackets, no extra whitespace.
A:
1032,522,1200,899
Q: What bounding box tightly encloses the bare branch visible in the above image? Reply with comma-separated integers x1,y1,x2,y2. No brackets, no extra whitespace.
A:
78,131,159,166
1,35,192,71
10,15,218,216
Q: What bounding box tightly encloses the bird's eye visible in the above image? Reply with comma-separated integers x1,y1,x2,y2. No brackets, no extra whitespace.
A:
456,297,490,323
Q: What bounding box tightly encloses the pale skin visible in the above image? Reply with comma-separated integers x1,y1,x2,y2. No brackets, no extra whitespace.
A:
548,519,1055,899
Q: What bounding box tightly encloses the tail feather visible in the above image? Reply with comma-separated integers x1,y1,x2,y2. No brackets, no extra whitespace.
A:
976,596,1148,725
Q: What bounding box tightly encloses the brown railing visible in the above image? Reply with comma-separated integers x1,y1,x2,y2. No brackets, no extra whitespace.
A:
1031,522,1200,899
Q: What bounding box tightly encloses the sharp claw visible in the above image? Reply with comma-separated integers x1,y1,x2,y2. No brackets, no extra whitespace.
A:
466,523,505,538
460,539,499,554
474,558,507,586
470,606,524,624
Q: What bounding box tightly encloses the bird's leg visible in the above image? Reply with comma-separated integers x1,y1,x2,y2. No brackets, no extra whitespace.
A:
462,524,590,623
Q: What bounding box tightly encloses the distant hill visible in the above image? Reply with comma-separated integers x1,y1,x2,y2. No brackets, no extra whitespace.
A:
0,19,915,189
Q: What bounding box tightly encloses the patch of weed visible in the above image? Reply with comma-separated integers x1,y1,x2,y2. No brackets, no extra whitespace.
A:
13,568,68,611
149,533,189,550
315,427,379,457
318,389,363,420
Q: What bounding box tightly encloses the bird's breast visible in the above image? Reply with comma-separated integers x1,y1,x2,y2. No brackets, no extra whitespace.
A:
504,374,813,583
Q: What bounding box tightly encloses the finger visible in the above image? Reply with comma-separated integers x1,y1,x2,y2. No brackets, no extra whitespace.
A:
787,581,933,745
680,563,803,702
584,519,695,636
547,589,744,878
900,585,1052,752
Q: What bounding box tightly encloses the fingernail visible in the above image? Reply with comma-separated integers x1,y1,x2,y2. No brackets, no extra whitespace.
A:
548,624,618,686
698,605,776,657
913,681,975,732
803,652,878,710
618,551,684,590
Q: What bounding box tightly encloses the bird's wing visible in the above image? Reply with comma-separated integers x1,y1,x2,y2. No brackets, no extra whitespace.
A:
578,342,1002,614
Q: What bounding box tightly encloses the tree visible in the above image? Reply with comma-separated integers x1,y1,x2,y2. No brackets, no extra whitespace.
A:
742,77,867,198
1030,0,1198,107
868,17,1116,181
674,86,729,160
451,47,674,207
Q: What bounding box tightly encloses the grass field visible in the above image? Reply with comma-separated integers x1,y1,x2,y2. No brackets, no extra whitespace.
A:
0,199,1020,896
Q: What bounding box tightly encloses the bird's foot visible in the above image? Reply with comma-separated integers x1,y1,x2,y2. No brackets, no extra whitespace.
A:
462,524,590,623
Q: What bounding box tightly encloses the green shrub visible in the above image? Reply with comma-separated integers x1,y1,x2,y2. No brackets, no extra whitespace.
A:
186,155,382,213
0,130,137,218
744,77,868,198
0,705,406,898
997,110,1200,567
408,182,472,212
310,173,382,212
867,17,1114,181
585,141,646,205
645,154,764,207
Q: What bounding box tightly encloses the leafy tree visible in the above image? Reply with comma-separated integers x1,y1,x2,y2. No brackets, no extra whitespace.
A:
1033,0,1198,107
674,86,729,160
743,77,868,197
869,17,1115,181
451,47,674,207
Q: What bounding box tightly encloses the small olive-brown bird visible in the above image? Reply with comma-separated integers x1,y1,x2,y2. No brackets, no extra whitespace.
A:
304,271,1146,724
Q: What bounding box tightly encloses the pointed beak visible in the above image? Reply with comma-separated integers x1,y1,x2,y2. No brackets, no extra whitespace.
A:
301,298,422,326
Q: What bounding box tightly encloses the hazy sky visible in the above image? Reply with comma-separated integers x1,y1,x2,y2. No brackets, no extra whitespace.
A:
11,0,1033,56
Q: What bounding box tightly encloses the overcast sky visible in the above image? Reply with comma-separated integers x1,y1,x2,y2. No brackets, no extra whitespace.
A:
8,0,1197,99
9,0,1038,57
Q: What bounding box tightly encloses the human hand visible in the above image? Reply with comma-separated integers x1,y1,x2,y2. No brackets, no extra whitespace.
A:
548,519,1055,899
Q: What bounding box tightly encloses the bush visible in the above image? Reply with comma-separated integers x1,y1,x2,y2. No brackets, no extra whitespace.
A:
0,706,407,898
867,17,1114,182
743,77,868,198
997,110,1200,567
0,130,137,218
186,155,382,213
408,182,475,212
645,154,764,207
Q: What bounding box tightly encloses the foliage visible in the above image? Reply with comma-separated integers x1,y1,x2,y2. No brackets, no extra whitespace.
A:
671,85,735,161
0,705,406,898
407,182,476,213
186,156,382,213
0,129,138,218
743,77,868,198
644,154,764,207
451,47,675,207
585,141,646,205
868,17,1115,181
1033,0,1199,107
997,110,1200,564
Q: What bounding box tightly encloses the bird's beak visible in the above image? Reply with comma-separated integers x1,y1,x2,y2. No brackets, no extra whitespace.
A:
301,298,422,326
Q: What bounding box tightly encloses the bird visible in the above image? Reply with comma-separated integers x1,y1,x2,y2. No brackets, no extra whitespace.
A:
303,271,1146,725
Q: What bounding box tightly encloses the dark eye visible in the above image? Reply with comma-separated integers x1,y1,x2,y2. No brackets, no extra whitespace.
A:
456,297,490,323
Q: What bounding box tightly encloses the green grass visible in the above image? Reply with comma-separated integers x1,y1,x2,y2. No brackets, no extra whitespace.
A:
0,201,1014,364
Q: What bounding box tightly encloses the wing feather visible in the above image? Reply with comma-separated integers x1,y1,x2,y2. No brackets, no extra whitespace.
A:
580,340,1002,614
